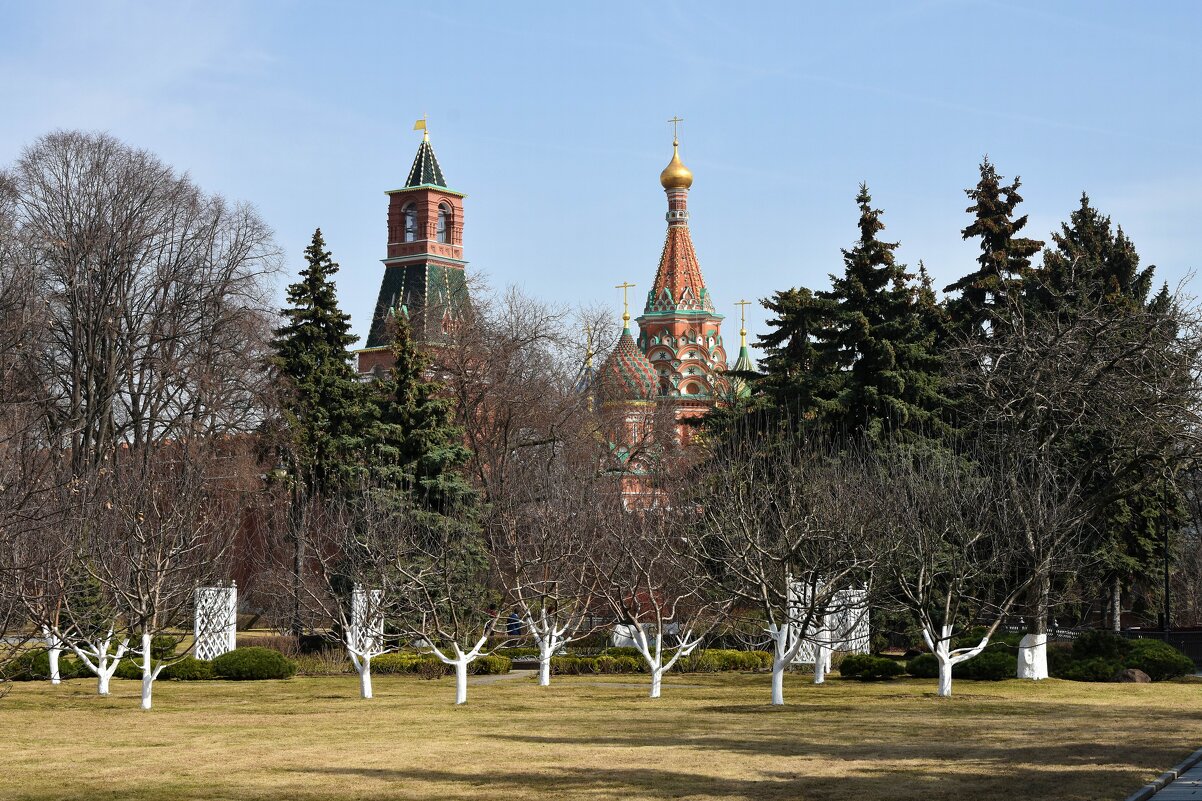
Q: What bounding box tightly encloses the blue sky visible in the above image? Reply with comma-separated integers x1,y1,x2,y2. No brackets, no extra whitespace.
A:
3,1,1200,350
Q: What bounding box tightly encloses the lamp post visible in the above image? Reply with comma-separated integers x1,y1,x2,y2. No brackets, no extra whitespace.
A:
1163,497,1171,633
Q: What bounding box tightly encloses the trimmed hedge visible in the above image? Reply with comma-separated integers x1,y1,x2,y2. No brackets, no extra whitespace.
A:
2,650,86,682
211,647,297,680
841,655,904,681
159,656,215,681
906,653,939,678
370,652,512,676
905,648,1015,681
1061,656,1122,682
955,649,1015,681
1050,632,1194,682
551,649,770,676
1125,639,1195,681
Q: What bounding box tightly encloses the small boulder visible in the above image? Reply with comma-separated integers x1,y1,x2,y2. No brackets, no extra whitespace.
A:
1117,668,1152,683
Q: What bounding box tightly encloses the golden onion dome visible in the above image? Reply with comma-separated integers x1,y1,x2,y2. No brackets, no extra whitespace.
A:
659,140,693,190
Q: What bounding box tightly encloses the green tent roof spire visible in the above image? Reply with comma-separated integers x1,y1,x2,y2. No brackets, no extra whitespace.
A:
404,134,447,188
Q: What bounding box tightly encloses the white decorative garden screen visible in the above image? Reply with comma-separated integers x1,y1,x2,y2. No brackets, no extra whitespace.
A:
350,585,384,655
786,581,870,664
195,583,237,660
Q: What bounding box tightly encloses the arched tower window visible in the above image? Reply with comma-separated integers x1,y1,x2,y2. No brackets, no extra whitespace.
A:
403,203,418,242
436,203,451,244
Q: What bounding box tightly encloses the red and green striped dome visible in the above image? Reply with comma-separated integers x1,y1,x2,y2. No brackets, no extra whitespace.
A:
599,327,659,402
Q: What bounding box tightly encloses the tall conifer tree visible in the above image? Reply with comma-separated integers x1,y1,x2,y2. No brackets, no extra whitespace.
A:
365,311,474,521
271,229,366,497
815,185,947,441
945,158,1044,333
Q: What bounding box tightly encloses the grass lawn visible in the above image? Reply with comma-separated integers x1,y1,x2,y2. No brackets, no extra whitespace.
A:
1,671,1199,801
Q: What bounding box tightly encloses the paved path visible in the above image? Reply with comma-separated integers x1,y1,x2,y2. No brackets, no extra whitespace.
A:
468,669,536,685
1126,748,1202,801
1152,766,1202,800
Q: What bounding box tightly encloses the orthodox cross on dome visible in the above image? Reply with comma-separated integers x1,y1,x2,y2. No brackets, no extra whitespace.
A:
615,281,636,326
735,299,751,339
668,115,683,143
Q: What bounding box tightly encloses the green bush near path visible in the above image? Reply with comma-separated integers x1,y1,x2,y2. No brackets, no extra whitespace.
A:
550,649,772,675
211,647,297,680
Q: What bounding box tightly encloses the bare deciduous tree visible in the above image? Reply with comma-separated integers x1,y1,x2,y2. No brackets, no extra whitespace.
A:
693,433,883,705
949,288,1202,676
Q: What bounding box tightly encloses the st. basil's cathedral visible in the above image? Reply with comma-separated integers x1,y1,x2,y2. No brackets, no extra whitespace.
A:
355,121,754,463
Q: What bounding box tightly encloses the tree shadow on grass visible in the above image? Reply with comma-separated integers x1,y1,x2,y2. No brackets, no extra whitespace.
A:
291,762,1143,801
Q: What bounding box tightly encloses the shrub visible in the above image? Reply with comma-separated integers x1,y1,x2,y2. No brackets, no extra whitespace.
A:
1125,639,1195,681
1072,630,1130,661
294,651,353,676
159,656,214,681
3,650,85,681
594,654,641,674
600,646,645,659
493,647,540,659
551,655,597,675
113,658,142,680
1061,656,1123,682
838,653,877,678
416,657,445,680
673,651,718,673
211,647,297,680
149,634,182,661
848,656,904,681
1047,643,1075,678
244,634,300,657
470,655,512,675
954,649,1015,681
906,653,939,678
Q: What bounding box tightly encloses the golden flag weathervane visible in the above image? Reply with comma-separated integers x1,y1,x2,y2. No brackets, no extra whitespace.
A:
615,281,636,325
414,114,429,141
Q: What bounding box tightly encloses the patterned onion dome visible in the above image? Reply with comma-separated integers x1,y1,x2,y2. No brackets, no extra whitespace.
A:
598,327,659,401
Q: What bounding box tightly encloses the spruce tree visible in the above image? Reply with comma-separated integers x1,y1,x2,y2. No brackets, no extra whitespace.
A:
364,310,475,520
814,185,948,441
945,158,1044,333
271,228,367,497
1029,197,1179,626
752,286,837,427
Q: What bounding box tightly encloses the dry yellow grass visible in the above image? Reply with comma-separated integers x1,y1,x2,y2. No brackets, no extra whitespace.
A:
1,671,1199,800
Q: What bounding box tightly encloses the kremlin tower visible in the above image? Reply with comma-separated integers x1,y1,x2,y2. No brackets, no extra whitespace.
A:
358,122,470,375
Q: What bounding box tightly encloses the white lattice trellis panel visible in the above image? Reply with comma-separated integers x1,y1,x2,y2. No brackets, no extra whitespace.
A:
787,580,870,664
195,583,237,661
350,585,384,655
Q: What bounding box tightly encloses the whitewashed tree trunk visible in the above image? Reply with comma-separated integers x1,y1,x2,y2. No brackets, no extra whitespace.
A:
766,621,813,706
138,632,166,711
1017,571,1051,681
42,627,62,685
629,623,700,700
650,666,665,699
1016,633,1048,680
937,651,953,697
770,659,786,705
525,611,567,688
924,624,989,699
69,627,129,696
454,659,469,704
430,636,488,706
359,663,373,699
537,636,555,687
347,650,374,700
813,641,829,685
